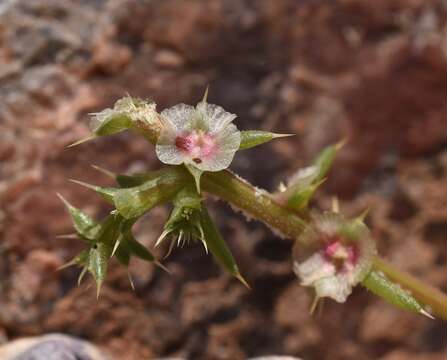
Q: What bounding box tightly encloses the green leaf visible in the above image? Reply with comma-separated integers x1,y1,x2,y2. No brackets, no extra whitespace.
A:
94,112,133,136
121,232,155,262
57,194,98,241
96,215,123,246
199,206,249,288
283,141,345,210
69,180,117,203
114,245,131,267
312,140,345,183
362,270,433,318
239,131,293,150
286,179,325,211
91,97,156,137
89,242,111,298
67,97,158,147
113,183,160,219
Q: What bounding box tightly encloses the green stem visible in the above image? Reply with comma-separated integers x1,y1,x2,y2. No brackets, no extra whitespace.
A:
202,170,447,319
202,170,306,239
373,257,447,319
137,129,447,319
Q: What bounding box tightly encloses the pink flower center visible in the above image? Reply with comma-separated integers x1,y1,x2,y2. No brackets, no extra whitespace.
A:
175,131,217,163
323,237,358,273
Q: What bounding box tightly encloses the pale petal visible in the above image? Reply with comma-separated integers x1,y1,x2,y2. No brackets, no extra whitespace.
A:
294,252,335,286
293,211,377,304
155,143,186,165
161,104,195,132
315,275,352,303
156,125,185,165
194,123,241,171
196,102,237,133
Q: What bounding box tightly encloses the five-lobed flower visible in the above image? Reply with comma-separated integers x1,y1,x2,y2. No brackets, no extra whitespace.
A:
155,92,241,191
293,211,377,307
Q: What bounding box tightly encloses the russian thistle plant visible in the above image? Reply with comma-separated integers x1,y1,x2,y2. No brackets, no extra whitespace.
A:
60,89,447,319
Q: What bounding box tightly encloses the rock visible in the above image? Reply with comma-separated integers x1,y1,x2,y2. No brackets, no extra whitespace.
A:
0,334,109,360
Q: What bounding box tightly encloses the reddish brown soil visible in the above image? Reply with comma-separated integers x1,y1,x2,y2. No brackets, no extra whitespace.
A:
1,1,447,359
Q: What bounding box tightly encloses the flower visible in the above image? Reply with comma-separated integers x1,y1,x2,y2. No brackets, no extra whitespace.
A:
90,96,159,135
155,95,241,172
293,212,376,304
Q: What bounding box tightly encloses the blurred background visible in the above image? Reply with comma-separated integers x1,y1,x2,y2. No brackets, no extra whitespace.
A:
1,0,447,359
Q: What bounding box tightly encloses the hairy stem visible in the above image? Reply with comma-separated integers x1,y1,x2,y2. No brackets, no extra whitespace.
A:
201,170,447,319
202,171,306,239
138,129,447,319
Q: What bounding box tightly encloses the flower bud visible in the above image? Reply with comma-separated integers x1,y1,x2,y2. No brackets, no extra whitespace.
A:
155,187,206,255
90,96,159,136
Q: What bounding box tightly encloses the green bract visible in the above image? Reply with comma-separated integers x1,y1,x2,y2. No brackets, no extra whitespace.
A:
239,130,293,150
91,97,158,136
279,141,345,212
363,270,433,318
58,195,160,297
155,187,207,255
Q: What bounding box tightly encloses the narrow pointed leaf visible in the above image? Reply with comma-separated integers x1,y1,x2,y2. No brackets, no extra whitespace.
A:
57,194,98,241
89,242,111,297
93,112,133,136
90,97,159,141
239,130,293,150
115,246,131,267
312,139,346,183
121,232,155,262
362,270,432,317
199,206,249,287
282,141,344,208
287,179,325,211
69,179,117,203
